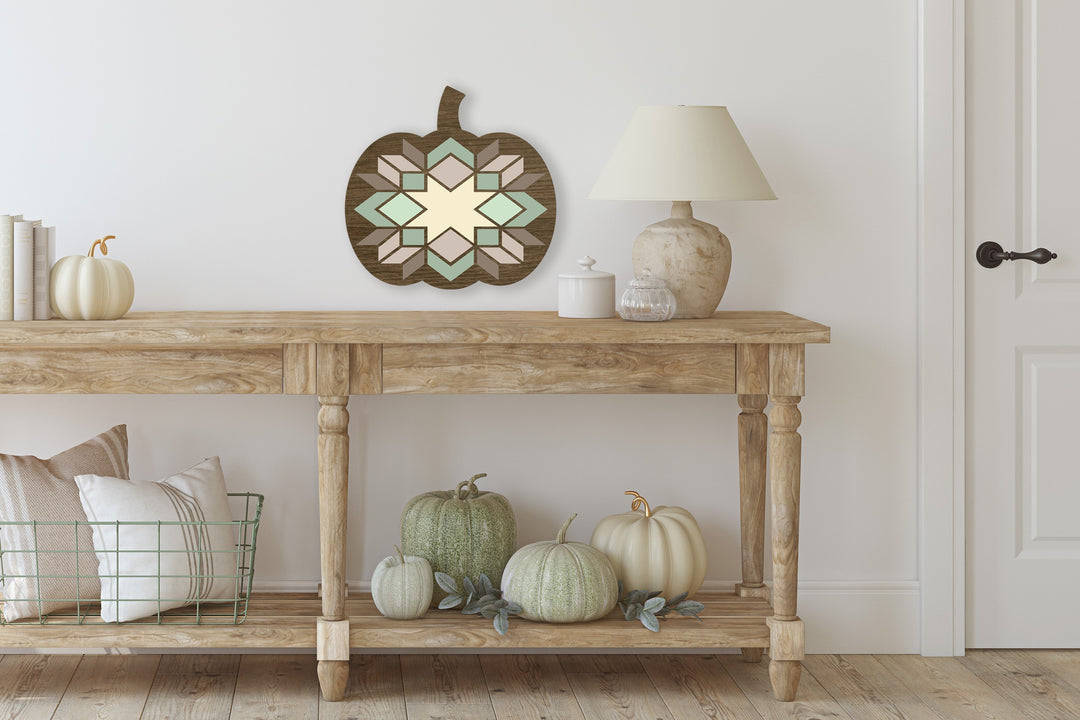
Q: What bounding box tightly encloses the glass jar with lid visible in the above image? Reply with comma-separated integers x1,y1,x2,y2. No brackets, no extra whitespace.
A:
618,269,677,321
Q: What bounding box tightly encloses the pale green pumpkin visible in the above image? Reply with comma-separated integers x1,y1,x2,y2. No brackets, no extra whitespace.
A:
400,473,516,604
371,547,433,620
501,514,618,623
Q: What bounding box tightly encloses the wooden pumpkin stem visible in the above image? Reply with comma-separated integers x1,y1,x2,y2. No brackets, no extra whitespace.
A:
88,235,115,257
455,472,487,500
394,545,404,564
437,86,466,132
555,513,577,544
625,490,653,518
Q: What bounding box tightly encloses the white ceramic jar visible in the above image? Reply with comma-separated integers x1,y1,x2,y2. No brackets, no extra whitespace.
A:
558,256,616,318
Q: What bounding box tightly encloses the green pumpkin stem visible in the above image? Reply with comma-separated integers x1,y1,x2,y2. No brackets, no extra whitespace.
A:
437,86,466,132
455,472,486,500
394,545,404,564
555,513,577,544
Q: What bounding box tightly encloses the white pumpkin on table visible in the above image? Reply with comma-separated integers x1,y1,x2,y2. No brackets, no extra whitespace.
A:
590,490,708,599
370,547,433,620
50,235,135,320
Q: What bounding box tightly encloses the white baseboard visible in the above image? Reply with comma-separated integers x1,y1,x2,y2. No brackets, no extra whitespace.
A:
253,578,921,655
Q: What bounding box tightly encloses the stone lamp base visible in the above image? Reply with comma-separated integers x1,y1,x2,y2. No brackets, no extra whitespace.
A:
630,201,731,318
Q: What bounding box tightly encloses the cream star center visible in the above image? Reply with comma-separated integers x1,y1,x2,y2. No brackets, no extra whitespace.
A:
405,180,495,241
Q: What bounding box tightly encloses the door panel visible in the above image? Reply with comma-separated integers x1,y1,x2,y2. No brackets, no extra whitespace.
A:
968,0,1080,647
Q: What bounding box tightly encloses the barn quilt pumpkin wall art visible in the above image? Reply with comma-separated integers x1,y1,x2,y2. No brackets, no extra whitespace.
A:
345,86,557,289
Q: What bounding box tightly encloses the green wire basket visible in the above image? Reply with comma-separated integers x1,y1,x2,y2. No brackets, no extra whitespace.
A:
0,492,263,626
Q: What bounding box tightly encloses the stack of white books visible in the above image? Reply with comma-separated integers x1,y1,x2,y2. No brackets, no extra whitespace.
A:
0,214,55,321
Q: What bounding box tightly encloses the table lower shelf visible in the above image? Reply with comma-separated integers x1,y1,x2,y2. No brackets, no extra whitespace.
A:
0,592,773,650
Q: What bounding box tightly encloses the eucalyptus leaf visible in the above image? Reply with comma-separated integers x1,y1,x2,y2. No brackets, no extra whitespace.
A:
480,607,500,619
504,601,522,615
623,602,642,621
617,580,624,599
668,592,689,605
435,572,458,595
625,590,647,605
478,574,495,596
462,576,478,597
438,594,463,610
643,596,666,614
462,599,487,614
494,610,509,635
647,590,663,600
639,611,661,632
674,600,706,619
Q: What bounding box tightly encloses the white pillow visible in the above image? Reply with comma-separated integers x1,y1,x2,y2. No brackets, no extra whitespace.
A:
75,457,239,623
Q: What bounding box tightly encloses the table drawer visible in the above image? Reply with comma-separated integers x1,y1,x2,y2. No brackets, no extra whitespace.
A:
381,343,736,394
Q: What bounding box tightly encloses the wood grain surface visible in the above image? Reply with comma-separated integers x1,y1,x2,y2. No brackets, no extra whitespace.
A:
0,346,283,393
480,654,586,720
0,650,1072,719
52,654,161,720
382,343,736,394
0,311,830,346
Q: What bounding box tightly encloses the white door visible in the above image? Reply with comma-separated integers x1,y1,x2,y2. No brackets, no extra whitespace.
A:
968,0,1080,647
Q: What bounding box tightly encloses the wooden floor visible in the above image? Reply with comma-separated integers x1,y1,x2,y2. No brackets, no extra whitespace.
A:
1,651,1078,719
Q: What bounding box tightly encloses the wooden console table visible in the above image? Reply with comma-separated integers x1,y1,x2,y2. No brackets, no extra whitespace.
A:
0,311,829,702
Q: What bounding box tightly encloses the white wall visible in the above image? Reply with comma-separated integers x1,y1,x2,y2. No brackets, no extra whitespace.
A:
0,0,919,651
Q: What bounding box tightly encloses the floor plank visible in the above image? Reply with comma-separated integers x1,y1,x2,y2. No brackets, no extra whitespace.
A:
1026,650,1080,694
719,655,852,719
141,653,240,720
0,654,81,720
566,672,675,720
52,654,160,720
802,655,940,720
960,650,1080,720
639,654,762,720
557,654,644,675
877,654,1034,720
480,654,586,720
231,654,318,720
401,654,496,720
319,654,406,720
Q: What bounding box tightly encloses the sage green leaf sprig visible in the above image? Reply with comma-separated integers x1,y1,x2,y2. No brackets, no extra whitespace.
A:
617,581,707,632
435,572,522,636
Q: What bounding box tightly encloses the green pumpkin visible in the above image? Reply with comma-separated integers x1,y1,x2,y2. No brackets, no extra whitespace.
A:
400,473,516,603
501,514,618,623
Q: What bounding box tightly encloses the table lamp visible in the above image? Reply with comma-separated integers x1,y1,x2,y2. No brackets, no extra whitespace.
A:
589,106,775,318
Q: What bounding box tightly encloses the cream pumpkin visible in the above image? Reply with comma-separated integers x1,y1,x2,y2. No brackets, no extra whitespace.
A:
501,513,618,623
50,236,135,320
371,547,433,620
590,490,707,599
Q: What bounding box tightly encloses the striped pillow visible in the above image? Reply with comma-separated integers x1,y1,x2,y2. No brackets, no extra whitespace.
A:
0,425,129,621
75,456,237,623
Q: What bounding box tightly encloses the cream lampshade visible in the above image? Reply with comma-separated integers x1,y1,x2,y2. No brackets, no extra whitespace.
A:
590,106,775,318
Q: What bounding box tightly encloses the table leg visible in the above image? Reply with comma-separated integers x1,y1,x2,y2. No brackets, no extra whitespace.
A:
767,394,804,701
317,394,350,701
735,393,769,663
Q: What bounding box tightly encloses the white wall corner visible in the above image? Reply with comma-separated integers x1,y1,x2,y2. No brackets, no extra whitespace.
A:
917,0,966,656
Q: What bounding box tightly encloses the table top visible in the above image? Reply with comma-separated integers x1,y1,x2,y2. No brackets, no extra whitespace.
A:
0,311,830,346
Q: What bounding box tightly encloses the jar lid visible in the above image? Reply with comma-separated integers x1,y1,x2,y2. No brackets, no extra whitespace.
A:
558,256,614,279
626,268,670,290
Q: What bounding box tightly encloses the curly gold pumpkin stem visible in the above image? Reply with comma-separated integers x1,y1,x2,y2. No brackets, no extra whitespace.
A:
455,472,487,500
88,235,115,257
555,513,577,544
625,490,653,518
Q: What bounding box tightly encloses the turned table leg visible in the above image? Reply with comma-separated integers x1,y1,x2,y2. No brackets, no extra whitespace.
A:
735,393,769,663
767,393,804,701
317,390,350,700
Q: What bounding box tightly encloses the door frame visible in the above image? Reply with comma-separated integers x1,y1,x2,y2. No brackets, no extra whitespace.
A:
917,0,966,656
